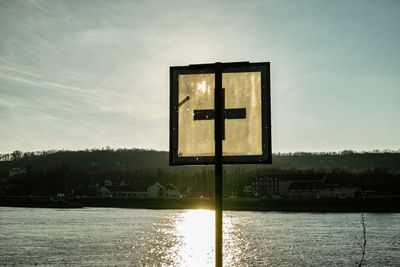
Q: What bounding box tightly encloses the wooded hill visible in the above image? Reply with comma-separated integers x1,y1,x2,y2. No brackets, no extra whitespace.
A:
1,149,399,196
1,149,400,175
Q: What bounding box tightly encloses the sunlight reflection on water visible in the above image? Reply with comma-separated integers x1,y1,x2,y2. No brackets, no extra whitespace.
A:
171,209,215,266
167,209,244,266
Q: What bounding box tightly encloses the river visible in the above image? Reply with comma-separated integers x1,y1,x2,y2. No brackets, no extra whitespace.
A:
0,207,399,266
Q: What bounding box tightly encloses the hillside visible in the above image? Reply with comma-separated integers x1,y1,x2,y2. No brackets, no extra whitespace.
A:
1,149,400,175
1,149,400,197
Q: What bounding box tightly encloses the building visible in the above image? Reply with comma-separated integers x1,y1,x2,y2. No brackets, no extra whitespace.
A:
245,177,280,198
244,176,331,198
318,185,360,199
111,186,147,198
147,182,182,198
164,183,182,198
98,179,181,199
287,181,322,199
287,182,360,199
147,182,164,198
278,177,326,196
98,178,147,198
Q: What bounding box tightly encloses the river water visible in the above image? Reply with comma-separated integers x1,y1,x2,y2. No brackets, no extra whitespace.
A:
0,207,399,266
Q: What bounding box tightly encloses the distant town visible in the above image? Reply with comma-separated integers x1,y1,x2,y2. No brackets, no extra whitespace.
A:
1,148,400,211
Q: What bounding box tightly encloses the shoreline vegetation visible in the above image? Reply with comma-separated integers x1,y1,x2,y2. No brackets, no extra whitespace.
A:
1,196,399,212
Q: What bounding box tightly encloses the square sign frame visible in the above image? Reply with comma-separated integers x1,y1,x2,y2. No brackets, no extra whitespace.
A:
170,61,271,165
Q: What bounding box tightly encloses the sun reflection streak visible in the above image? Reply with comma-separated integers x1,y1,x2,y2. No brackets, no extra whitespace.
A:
173,209,214,266
167,210,237,267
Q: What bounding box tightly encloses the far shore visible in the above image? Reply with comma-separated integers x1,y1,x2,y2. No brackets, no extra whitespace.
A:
1,196,399,212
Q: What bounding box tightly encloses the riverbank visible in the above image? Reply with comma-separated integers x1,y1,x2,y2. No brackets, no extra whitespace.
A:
0,196,83,208
1,196,399,212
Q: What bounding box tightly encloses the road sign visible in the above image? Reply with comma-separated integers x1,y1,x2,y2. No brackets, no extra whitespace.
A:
170,62,271,267
170,62,271,165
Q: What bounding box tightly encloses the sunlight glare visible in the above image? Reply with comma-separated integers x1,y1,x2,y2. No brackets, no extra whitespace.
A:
174,209,214,266
167,210,238,266
197,81,207,93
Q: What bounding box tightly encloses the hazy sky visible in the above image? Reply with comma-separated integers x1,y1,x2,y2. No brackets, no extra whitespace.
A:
1,0,399,154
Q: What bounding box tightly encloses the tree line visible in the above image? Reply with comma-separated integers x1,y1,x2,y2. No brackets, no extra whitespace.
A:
1,148,400,196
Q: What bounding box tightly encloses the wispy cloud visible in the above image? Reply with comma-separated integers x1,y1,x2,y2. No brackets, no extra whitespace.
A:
1,0,399,153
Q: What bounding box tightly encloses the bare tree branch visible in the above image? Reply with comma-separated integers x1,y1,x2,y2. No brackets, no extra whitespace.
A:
356,212,367,267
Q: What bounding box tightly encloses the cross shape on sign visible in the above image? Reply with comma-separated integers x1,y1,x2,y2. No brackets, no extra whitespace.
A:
193,88,246,140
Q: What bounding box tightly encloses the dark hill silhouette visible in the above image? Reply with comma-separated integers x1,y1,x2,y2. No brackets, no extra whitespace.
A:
1,148,400,197
1,149,400,175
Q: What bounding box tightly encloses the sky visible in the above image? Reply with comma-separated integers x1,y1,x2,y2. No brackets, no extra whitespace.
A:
0,0,399,154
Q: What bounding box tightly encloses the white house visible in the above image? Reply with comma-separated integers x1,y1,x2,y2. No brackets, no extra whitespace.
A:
147,182,182,198
98,180,181,199
164,183,182,198
147,182,165,198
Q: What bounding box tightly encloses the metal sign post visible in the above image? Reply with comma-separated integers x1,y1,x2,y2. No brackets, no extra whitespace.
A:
214,63,223,267
170,61,271,267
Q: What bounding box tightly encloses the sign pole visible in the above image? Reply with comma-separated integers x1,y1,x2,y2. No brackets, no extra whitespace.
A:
170,61,271,266
214,62,223,267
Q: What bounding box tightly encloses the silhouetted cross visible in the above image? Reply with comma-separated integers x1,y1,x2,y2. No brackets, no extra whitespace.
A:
193,89,246,140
